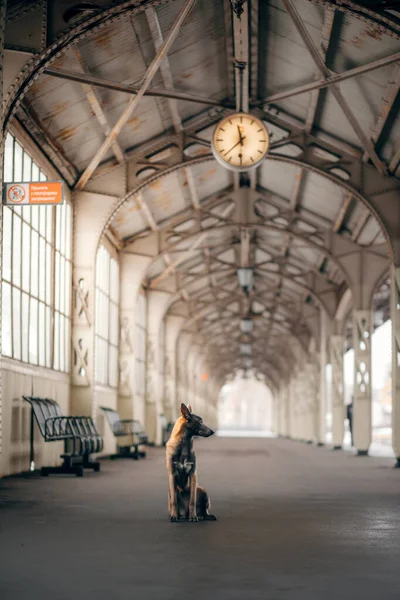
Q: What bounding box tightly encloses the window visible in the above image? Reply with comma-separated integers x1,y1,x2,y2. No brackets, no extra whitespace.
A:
135,291,147,398
1,132,72,371
95,245,119,387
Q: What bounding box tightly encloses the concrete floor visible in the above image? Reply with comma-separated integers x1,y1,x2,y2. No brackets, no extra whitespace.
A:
1,436,400,600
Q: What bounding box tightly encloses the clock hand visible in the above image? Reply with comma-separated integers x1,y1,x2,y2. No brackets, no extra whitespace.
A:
223,140,241,156
237,125,245,145
224,136,246,156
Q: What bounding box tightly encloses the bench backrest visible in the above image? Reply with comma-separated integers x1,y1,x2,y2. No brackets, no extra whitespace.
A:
100,406,122,433
131,420,145,434
22,396,62,438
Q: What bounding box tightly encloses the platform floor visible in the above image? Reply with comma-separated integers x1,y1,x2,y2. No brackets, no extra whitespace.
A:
1,437,400,600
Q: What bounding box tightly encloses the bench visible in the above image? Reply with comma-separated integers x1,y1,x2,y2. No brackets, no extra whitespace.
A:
100,407,148,459
160,414,173,446
23,396,103,477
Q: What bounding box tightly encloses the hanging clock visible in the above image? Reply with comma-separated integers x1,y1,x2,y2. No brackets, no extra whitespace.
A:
211,112,270,172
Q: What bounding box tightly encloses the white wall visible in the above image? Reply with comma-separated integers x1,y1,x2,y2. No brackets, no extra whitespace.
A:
0,359,70,476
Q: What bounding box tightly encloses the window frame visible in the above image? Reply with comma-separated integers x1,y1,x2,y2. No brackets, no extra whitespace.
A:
1,132,72,373
94,242,119,388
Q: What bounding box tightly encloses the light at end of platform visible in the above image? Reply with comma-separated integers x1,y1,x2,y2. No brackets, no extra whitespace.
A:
240,343,252,355
237,268,254,295
240,318,253,333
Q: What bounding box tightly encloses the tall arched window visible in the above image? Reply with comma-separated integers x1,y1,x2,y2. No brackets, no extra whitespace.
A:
95,244,119,387
1,132,72,371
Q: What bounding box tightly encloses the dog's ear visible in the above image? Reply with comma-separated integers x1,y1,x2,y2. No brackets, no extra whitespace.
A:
180,403,192,420
187,404,192,413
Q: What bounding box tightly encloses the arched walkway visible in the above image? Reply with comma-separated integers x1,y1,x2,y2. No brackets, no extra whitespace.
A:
1,3,400,596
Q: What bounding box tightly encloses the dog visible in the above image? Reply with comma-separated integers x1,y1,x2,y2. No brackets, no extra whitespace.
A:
166,403,217,522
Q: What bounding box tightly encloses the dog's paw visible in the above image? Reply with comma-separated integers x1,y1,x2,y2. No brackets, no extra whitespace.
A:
206,514,217,521
169,515,178,522
189,515,198,522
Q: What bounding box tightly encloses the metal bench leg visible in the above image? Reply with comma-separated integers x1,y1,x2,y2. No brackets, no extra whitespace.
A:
41,464,84,477
82,453,101,472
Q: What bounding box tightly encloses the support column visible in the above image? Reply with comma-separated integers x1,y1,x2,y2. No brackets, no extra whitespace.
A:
164,315,185,424
297,371,307,441
318,310,329,445
281,385,289,437
331,328,345,449
288,375,297,439
71,191,116,417
273,390,280,435
146,290,170,445
353,310,373,455
176,332,192,410
118,254,152,422
391,266,400,466
196,355,208,418
306,360,319,444
186,344,199,412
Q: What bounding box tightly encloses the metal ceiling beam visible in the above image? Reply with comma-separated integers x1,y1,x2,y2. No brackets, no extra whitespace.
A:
144,6,200,211
135,191,159,232
148,200,236,287
250,0,259,102
223,0,235,100
332,190,353,233
122,187,235,247
255,52,400,108
87,103,363,187
42,66,232,110
363,63,400,163
171,264,326,321
232,0,249,113
249,0,259,191
352,209,370,242
16,101,78,185
144,7,183,135
290,167,304,211
305,6,336,135
75,0,196,190
389,143,400,174
144,221,349,287
72,47,124,163
150,232,208,289
281,0,388,175
240,228,251,268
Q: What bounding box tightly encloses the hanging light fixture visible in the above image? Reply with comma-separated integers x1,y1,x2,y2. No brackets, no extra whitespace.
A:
240,343,252,355
243,357,252,369
240,318,253,333
237,267,254,295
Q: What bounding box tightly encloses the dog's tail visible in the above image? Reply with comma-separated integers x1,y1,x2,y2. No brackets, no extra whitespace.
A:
198,487,217,521
204,496,217,520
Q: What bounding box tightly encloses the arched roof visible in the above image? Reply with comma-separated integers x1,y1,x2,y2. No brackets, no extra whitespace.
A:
5,0,400,382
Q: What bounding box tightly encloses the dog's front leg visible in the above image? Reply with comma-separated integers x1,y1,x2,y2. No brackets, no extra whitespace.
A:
168,474,178,522
189,472,198,522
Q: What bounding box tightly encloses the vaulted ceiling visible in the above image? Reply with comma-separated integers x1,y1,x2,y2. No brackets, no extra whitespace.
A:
6,0,400,384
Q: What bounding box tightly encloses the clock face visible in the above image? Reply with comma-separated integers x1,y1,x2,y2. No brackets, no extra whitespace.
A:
212,113,270,172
